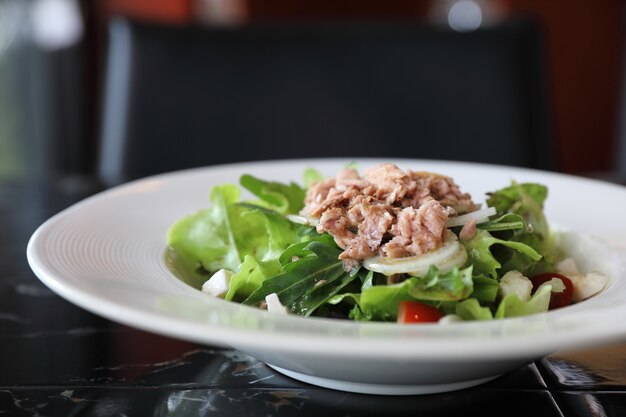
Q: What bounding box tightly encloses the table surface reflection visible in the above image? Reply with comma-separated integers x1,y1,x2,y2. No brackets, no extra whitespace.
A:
2,178,625,417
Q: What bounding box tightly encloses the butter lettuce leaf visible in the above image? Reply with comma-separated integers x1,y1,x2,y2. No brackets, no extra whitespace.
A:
225,255,283,302
456,282,555,321
240,174,305,215
167,184,242,273
167,185,299,274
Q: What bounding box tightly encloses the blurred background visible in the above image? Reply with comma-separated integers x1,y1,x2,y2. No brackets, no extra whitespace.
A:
0,0,624,184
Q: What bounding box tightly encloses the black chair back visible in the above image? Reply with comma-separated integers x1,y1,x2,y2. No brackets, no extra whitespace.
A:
98,17,553,185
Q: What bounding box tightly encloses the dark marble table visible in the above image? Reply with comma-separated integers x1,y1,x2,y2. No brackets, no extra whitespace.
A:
2,178,625,416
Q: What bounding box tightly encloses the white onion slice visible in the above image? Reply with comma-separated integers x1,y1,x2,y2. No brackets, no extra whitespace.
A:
363,230,467,277
445,206,496,228
286,214,320,226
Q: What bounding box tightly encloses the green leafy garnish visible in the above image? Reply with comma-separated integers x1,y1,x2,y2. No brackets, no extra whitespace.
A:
225,255,282,302
167,185,298,274
456,298,494,320
167,171,563,324
494,283,553,318
243,240,349,311
462,229,542,279
240,174,305,215
303,168,324,188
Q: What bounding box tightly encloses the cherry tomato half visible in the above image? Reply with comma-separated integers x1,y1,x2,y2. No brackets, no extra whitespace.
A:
397,301,443,324
529,272,574,310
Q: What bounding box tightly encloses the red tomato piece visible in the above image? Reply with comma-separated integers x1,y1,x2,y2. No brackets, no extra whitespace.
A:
529,272,574,310
397,301,443,324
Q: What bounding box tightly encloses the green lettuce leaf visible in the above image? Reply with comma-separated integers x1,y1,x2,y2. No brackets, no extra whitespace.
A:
225,255,283,302
303,168,324,188
455,298,494,320
355,280,416,322
485,182,556,275
494,282,553,318
470,275,500,303
455,282,555,321
486,182,547,213
487,182,549,251
346,266,473,321
240,174,305,215
408,266,474,301
234,203,300,263
166,184,243,273
167,186,298,274
462,229,542,279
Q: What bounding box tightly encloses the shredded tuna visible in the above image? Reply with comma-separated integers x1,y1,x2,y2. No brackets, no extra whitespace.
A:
382,201,448,258
459,218,478,241
407,171,477,214
303,163,477,268
340,202,394,261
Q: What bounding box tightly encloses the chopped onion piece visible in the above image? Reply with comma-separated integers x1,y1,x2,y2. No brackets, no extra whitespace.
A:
265,293,288,314
201,269,233,298
286,214,319,226
445,206,496,228
537,278,566,294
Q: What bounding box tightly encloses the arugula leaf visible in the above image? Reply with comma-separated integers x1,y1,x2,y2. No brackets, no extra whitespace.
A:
477,213,525,232
324,269,372,311
360,270,374,291
290,267,360,316
278,232,337,266
327,292,361,307
240,174,305,215
242,241,346,307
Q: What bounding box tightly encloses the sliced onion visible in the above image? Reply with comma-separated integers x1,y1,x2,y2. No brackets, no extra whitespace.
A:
445,206,496,228
286,214,320,226
363,230,467,277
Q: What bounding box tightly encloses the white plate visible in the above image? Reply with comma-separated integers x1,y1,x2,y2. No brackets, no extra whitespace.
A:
27,158,626,395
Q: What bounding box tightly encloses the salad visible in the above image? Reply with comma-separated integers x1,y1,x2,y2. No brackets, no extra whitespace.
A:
166,163,608,323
